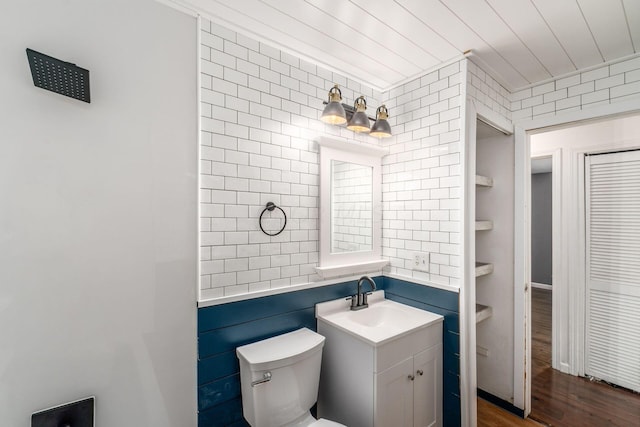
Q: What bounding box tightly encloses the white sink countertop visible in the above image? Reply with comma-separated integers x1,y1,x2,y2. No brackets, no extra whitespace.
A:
316,290,443,346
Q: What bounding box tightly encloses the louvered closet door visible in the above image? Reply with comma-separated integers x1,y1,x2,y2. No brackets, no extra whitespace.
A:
585,150,640,392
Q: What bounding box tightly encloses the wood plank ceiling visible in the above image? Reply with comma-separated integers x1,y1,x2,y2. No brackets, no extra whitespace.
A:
182,0,640,92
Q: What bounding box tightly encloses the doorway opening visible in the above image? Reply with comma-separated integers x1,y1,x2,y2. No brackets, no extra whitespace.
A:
524,113,640,426
529,156,554,421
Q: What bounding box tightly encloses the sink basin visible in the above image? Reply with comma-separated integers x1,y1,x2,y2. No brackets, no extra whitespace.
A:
316,290,443,346
349,304,410,327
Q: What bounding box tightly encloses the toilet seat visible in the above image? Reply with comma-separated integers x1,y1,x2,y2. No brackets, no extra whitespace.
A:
310,419,346,427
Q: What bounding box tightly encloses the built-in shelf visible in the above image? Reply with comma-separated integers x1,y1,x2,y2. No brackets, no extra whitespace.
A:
475,220,493,231
475,262,494,277
475,175,493,187
476,304,493,324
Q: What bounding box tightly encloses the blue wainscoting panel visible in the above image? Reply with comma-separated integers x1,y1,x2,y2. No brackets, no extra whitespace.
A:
197,276,460,427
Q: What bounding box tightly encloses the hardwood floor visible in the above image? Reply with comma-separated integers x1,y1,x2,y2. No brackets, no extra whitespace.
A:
529,287,640,427
531,287,552,380
478,398,544,426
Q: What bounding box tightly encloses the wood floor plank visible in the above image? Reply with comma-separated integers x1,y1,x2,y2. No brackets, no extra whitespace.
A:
478,398,544,426
529,287,640,427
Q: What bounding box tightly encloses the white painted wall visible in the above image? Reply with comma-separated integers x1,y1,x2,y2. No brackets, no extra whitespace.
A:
0,1,198,425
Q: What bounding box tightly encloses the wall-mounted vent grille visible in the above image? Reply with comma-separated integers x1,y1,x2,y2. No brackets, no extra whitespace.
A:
26,48,91,103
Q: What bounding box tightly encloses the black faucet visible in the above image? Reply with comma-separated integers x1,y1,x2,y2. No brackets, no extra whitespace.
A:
347,276,377,310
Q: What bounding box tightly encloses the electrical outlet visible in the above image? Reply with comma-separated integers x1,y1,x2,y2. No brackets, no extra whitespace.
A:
412,252,429,272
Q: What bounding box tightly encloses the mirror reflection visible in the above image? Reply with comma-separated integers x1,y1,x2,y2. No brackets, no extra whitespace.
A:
331,160,373,253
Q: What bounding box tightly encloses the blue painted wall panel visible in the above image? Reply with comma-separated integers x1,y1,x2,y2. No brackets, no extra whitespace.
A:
199,308,316,358
443,345,460,376
197,276,461,427
198,396,245,427
199,351,238,386
199,373,241,411
383,277,458,312
198,280,371,333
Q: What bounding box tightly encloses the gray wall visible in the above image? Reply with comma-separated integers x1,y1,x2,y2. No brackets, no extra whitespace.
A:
531,172,552,285
0,1,198,425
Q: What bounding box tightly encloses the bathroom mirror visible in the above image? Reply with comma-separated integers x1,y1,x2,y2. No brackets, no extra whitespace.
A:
331,160,373,253
316,136,388,278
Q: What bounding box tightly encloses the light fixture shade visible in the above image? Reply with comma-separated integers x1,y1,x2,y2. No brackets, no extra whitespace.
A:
347,96,370,133
370,105,392,138
321,84,347,125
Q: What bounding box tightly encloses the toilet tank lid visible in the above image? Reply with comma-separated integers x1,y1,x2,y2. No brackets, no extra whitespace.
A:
236,328,325,371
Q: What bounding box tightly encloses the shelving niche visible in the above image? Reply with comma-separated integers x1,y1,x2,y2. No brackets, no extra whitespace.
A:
472,119,517,403
475,304,493,324
475,174,494,187
475,262,494,277
475,220,493,231
474,174,494,318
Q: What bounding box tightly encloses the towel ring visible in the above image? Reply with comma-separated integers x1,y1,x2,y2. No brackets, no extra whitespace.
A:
259,202,287,236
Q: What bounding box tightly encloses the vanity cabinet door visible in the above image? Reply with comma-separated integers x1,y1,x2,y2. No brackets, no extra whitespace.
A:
375,357,414,427
413,344,443,427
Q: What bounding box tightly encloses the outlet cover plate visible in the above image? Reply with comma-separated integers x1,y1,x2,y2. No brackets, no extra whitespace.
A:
412,252,430,272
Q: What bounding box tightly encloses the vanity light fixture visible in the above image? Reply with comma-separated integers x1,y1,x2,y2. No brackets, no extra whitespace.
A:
321,85,392,137
347,96,371,133
320,85,347,125
369,105,392,138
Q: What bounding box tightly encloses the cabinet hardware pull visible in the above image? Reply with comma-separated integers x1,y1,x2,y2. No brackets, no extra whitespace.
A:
408,375,415,381
416,370,424,376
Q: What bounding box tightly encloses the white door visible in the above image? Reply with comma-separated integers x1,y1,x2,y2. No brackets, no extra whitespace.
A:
585,150,640,392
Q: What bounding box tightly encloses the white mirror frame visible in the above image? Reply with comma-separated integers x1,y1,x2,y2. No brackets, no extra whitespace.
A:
316,136,389,278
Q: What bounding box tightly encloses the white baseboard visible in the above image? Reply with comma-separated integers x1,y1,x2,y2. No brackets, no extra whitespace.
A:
531,282,552,290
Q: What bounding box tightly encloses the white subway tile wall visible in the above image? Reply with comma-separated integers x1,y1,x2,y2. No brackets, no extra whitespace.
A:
467,60,512,120
380,61,464,287
200,17,640,300
511,56,640,121
200,19,382,299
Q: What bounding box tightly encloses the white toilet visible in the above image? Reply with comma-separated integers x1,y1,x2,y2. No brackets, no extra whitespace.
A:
236,328,346,427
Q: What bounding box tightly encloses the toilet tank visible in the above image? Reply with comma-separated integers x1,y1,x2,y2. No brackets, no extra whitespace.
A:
236,328,325,427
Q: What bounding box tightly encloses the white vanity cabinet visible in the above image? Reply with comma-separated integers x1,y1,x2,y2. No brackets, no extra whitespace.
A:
376,343,442,427
317,309,443,427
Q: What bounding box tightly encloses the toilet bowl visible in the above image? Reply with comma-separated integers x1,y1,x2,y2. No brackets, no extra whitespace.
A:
236,328,346,427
